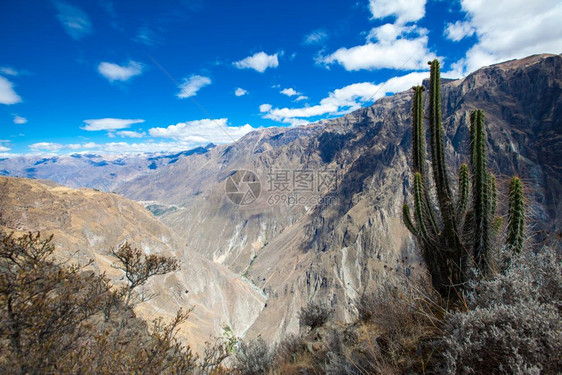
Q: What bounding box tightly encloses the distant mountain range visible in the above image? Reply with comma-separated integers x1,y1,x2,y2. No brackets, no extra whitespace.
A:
1,54,560,346
0,144,215,192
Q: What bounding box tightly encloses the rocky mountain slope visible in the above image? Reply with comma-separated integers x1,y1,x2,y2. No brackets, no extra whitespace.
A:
0,176,265,352
117,53,561,342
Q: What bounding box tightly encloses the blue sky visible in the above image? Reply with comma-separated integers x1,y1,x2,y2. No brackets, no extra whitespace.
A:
1,0,561,156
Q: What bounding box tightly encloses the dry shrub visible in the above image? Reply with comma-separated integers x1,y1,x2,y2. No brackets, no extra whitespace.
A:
233,337,274,375
326,275,445,374
439,246,562,374
0,231,197,374
298,301,332,331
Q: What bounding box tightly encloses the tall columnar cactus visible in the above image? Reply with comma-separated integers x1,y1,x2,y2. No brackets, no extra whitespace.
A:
507,177,525,253
403,59,525,298
470,110,492,272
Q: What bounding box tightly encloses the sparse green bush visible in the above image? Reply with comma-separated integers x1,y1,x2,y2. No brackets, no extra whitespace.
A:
298,301,332,330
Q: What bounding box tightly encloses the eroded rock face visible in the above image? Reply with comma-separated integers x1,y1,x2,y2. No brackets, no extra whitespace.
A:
0,176,266,353
115,54,561,342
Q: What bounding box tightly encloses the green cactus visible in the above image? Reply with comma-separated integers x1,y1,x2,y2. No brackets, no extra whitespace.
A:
507,177,525,253
470,109,492,273
402,59,525,297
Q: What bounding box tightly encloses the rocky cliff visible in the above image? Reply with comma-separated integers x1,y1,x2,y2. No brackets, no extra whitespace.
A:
0,176,265,352
118,53,561,342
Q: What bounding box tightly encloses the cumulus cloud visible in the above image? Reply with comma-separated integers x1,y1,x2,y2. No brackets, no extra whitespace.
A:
116,130,145,138
280,88,301,97
54,1,92,39
234,52,279,73
29,142,64,153
0,76,22,105
259,104,272,113
295,95,308,101
261,71,427,125
13,115,27,124
98,61,143,82
321,37,435,71
177,75,212,98
235,87,248,96
321,20,435,71
369,0,426,23
451,0,562,74
149,118,257,145
303,29,328,45
444,20,476,42
321,1,434,72
81,118,145,131
0,143,10,152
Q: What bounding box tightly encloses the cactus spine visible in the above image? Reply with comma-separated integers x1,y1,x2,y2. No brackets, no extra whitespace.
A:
403,59,525,297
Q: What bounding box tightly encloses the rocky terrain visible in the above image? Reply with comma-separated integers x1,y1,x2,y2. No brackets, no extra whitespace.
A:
1,53,560,346
0,176,265,352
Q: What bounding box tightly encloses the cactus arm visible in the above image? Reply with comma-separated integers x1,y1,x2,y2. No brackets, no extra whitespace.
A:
403,204,418,237
470,110,491,273
412,86,426,175
457,163,470,222
428,60,453,215
489,173,497,220
411,85,439,236
413,172,430,241
507,177,525,253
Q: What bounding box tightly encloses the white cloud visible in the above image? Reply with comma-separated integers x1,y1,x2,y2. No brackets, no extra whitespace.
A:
369,0,426,23
0,67,19,76
322,21,434,71
13,115,27,124
259,104,272,113
295,95,308,101
321,36,435,71
280,88,301,97
444,20,475,42
235,87,248,96
54,1,92,40
323,1,433,72
98,61,143,82
81,118,145,131
454,0,562,74
303,29,328,45
116,130,145,138
261,71,428,125
234,52,279,73
149,118,257,145
29,142,64,152
27,141,196,155
0,76,21,105
0,144,10,152
177,75,212,98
